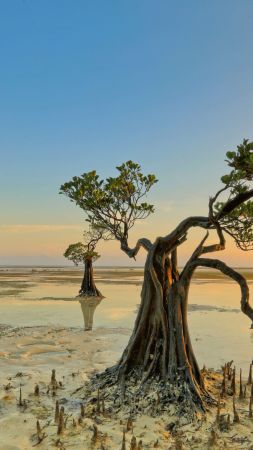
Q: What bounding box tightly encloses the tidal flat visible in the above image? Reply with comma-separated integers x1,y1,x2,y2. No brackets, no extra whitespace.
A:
0,267,253,448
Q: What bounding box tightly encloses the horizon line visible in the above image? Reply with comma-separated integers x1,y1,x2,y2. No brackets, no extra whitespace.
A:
1,264,253,270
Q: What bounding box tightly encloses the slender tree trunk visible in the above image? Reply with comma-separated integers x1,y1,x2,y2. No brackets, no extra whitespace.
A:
79,258,102,297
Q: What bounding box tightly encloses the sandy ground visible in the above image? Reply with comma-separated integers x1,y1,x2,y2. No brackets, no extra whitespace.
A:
1,267,253,448
0,324,253,450
0,325,128,449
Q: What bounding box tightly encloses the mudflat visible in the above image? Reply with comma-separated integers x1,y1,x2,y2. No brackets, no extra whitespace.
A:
0,267,253,448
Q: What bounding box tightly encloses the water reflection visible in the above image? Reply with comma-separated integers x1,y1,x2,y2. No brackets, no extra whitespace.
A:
79,297,103,331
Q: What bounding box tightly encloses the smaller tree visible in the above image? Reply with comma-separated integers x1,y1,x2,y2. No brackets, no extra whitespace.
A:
64,228,103,297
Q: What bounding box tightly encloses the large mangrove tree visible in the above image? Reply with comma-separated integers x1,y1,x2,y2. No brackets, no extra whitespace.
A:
60,140,253,410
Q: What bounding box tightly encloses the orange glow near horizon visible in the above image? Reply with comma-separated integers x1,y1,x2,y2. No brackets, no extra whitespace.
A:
1,220,253,267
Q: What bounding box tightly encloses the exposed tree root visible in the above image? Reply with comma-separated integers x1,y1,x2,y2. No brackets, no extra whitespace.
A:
77,289,102,297
78,365,215,423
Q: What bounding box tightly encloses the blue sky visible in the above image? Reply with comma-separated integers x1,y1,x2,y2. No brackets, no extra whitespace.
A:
1,0,253,265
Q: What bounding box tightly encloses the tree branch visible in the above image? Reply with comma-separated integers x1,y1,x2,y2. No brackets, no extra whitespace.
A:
120,238,152,259
216,188,253,219
201,225,225,255
188,257,253,324
158,189,253,256
209,186,229,209
180,227,225,283
160,216,210,253
180,232,208,282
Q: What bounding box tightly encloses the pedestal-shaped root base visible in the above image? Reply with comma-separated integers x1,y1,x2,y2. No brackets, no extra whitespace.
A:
77,291,103,298
77,367,213,422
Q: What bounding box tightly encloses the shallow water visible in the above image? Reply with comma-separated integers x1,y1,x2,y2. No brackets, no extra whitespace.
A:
0,267,253,374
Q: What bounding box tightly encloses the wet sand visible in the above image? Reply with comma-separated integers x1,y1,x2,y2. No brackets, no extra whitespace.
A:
0,325,253,449
0,267,253,448
0,267,253,373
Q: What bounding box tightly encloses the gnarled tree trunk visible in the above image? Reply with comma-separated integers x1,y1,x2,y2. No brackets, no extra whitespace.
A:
116,241,206,408
79,258,102,297
97,219,253,411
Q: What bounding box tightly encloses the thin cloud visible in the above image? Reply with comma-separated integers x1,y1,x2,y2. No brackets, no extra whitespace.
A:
0,224,83,233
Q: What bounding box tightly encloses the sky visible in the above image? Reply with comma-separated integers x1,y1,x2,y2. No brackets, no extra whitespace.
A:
1,0,253,266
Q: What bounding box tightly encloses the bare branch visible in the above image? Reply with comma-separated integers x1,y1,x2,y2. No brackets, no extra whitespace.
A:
180,227,226,283
180,232,209,282
188,258,253,323
120,238,152,259
209,186,229,211
201,226,225,255
161,216,209,250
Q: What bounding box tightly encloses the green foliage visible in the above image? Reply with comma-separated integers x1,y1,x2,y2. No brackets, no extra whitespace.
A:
60,160,158,242
64,228,103,265
64,242,100,265
220,139,253,193
215,139,253,250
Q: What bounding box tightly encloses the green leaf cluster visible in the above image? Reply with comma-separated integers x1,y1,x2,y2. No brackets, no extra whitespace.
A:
214,139,253,250
220,139,253,194
60,160,157,242
64,242,100,265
